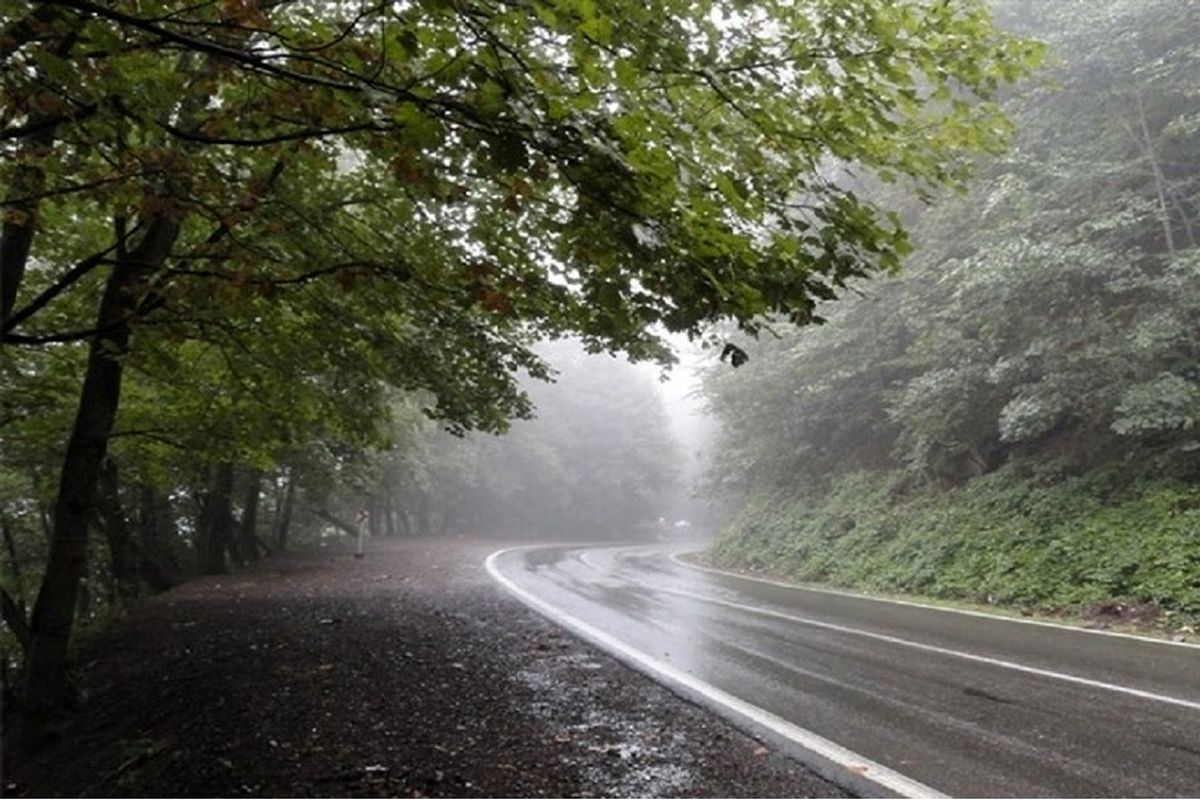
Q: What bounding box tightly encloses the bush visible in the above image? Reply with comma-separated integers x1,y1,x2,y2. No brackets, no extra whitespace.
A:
710,464,1200,618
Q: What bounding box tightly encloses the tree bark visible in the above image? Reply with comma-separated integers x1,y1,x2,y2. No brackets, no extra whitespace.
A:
136,483,182,593
199,462,235,575
38,501,52,546
384,495,397,538
22,215,180,723
239,469,264,563
95,458,138,603
0,29,76,335
2,517,26,605
275,473,295,552
366,496,381,539
1,587,30,653
1,160,44,332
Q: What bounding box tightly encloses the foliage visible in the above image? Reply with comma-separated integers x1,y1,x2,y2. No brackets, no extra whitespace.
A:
711,466,1200,620
3,0,1040,359
702,0,1200,619
0,0,1042,709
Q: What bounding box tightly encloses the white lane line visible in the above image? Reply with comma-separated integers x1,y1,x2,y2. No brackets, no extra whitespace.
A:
651,583,1200,713
578,549,606,572
671,552,1200,650
485,547,945,800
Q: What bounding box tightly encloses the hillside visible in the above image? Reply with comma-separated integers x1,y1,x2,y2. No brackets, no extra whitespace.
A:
701,0,1200,634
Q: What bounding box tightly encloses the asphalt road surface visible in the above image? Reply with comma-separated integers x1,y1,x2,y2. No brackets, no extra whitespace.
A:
488,543,1200,798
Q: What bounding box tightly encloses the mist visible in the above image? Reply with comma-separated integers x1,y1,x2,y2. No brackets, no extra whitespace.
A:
364,338,701,543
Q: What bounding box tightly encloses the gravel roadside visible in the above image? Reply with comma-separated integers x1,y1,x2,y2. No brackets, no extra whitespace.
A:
6,536,849,798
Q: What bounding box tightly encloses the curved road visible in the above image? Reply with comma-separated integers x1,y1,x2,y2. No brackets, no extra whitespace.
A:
488,542,1200,798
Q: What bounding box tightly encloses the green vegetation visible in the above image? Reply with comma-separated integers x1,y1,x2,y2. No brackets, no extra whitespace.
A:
703,0,1200,633
711,467,1200,625
2,0,1039,722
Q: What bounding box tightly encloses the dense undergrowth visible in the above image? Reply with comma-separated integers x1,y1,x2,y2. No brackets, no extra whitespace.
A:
709,464,1200,630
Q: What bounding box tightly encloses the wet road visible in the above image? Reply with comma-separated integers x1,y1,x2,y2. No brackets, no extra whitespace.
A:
489,543,1200,798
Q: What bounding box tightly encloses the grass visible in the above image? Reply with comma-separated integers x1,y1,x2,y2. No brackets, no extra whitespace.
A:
706,463,1200,639
680,552,1196,643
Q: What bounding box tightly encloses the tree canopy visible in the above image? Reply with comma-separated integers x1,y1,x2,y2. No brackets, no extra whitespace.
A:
5,0,1041,359
1,0,1040,722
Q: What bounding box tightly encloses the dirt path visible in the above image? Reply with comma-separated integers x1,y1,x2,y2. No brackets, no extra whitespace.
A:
6,537,847,798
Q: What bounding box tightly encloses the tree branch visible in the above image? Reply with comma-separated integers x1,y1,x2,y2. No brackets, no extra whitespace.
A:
0,5,62,61
0,171,140,206
0,587,31,652
0,103,97,141
3,290,165,345
155,118,396,147
39,0,366,93
4,226,141,333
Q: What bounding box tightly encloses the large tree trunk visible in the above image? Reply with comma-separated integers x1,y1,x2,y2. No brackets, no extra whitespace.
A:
136,483,182,593
95,459,138,603
239,469,265,564
198,462,235,575
414,492,431,537
2,516,26,605
22,216,179,726
275,473,295,552
1,587,30,654
1,159,43,331
384,495,397,538
367,495,382,539
0,28,75,334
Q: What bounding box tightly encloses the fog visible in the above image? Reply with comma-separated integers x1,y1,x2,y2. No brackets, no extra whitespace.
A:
363,337,721,543
641,340,720,534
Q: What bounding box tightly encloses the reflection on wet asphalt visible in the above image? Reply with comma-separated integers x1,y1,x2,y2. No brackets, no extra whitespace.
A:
496,543,1200,797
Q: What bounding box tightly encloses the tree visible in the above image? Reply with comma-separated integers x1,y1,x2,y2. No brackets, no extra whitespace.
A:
1,0,1039,723
699,0,1200,613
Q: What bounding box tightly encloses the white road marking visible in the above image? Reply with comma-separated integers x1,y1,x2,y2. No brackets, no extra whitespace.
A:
650,583,1200,712
485,546,946,800
578,549,605,571
671,551,1200,650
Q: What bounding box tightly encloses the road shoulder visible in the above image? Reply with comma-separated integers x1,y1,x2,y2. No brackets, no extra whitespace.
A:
6,536,847,798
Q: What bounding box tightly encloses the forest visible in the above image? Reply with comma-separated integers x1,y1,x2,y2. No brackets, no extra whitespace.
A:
702,0,1200,632
14,0,1170,750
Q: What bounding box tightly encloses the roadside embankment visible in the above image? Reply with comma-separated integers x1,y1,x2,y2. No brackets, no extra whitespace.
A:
709,467,1200,640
